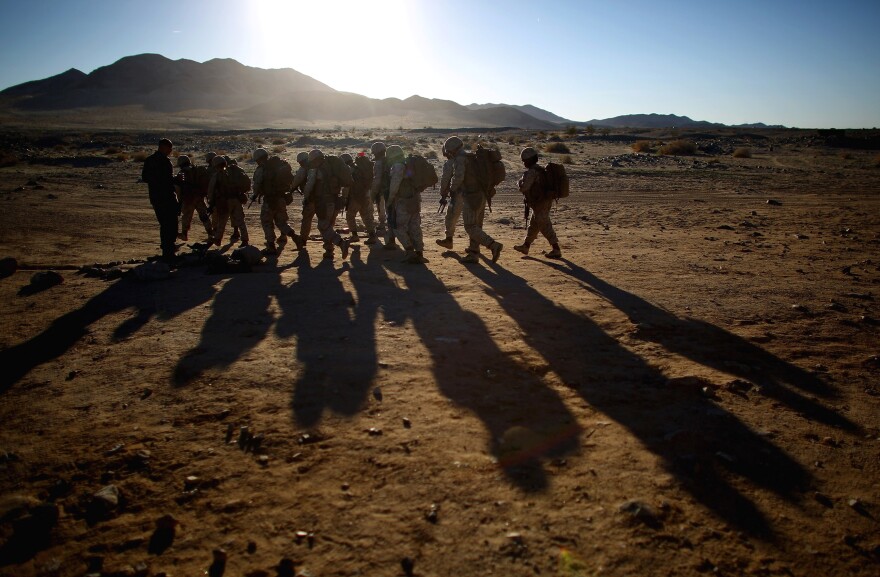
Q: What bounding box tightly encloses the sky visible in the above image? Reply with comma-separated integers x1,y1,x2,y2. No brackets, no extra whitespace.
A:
0,0,878,128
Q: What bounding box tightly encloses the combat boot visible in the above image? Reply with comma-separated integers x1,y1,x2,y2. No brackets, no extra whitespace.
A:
178,231,189,241
341,238,351,259
402,249,415,263
514,242,530,255
383,240,398,251
490,242,503,263
277,234,288,250
323,248,334,260
436,237,453,249
544,243,562,259
230,229,241,243
462,251,479,264
350,231,360,243
365,232,379,245
408,251,427,264
262,244,278,256
291,233,306,251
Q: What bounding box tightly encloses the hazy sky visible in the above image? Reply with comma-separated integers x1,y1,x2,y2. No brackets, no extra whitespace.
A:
0,0,878,128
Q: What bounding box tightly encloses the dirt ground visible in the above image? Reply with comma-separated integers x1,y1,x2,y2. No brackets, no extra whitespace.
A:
0,129,878,577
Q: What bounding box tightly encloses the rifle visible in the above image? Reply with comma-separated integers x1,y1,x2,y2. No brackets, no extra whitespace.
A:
524,199,531,226
437,195,448,214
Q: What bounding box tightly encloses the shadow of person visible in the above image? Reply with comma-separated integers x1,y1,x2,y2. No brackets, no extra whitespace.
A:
462,258,819,538
274,250,370,428
374,250,582,492
172,266,280,387
531,257,858,432
0,268,218,393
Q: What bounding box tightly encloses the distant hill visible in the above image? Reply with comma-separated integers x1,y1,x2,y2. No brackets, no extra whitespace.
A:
0,54,781,129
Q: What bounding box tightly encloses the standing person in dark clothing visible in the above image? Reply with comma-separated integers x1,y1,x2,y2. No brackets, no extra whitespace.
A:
141,138,180,261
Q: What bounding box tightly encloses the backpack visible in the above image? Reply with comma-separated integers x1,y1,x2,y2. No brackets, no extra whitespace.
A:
190,165,211,194
404,154,439,192
468,145,506,204
543,162,569,199
265,156,294,196
226,164,252,195
322,155,354,190
352,155,374,193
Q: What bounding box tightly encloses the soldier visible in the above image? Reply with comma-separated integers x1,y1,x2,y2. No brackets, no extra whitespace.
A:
141,138,179,262
174,155,213,242
224,155,242,243
369,141,398,250
303,149,350,260
207,156,250,247
341,153,378,245
294,151,315,243
386,145,426,264
435,142,462,249
252,148,305,256
515,147,562,258
445,136,503,264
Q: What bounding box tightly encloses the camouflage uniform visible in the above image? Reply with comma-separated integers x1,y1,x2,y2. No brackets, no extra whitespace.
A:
371,157,395,245
208,170,249,246
388,158,423,256
344,162,376,240
304,162,348,258
176,166,212,240
451,148,500,260
519,165,558,246
440,157,463,240
254,163,297,250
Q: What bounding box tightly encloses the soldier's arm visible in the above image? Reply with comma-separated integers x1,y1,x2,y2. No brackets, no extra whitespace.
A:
252,167,264,199
440,159,453,196
450,154,466,192
291,167,307,193
303,168,317,200
387,163,404,204
141,156,153,184
370,159,382,199
519,167,538,196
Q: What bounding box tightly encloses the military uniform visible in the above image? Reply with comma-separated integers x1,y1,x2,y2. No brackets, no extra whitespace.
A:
450,147,502,262
436,156,464,247
371,156,395,245
294,164,314,240
176,164,212,241
254,163,298,251
519,165,558,247
207,168,249,246
141,149,179,259
344,159,377,242
303,156,349,259
388,153,424,262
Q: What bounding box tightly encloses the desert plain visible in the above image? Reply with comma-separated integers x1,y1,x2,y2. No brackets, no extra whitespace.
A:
0,127,878,577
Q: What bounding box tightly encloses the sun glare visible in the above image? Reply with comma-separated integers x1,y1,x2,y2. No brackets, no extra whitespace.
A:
247,0,422,98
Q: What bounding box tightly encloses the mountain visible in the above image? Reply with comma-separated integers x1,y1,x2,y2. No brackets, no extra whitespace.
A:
581,113,721,129
467,103,571,125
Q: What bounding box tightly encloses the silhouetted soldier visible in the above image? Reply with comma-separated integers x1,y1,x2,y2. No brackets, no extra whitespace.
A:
141,138,179,261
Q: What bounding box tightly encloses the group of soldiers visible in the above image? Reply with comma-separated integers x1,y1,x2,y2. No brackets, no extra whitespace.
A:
140,136,562,266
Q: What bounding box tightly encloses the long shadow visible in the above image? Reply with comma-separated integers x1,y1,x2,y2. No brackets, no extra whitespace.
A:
173,267,279,386
533,257,858,432
372,250,582,492
0,269,218,393
275,250,373,428
462,257,824,537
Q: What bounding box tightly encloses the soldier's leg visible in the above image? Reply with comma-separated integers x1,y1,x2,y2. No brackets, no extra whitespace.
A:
231,201,249,245
376,194,387,228
445,190,464,238
317,197,347,258
359,192,376,235
193,197,212,237
300,199,316,240
213,207,230,245
394,201,413,250
260,201,276,248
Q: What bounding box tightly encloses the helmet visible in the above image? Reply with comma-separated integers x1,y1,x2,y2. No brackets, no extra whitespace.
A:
205,151,217,163
177,155,191,168
340,153,353,165
296,151,309,164
252,148,269,162
370,141,386,156
520,147,539,162
443,136,463,154
386,145,404,162
211,156,227,168
308,149,324,163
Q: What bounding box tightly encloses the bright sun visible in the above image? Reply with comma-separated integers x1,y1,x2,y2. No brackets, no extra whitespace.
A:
246,0,421,98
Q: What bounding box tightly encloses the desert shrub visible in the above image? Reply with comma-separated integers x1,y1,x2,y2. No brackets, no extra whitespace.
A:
565,125,578,136
132,151,149,162
0,150,18,167
547,134,562,142
632,140,654,153
425,150,438,160
545,142,571,154
172,150,181,158
363,131,373,138
536,131,546,139
104,146,122,155
272,146,285,154
659,140,696,156
237,153,249,162
585,124,595,135
732,147,752,158
115,153,129,162
272,138,286,145
561,155,574,165
600,127,611,136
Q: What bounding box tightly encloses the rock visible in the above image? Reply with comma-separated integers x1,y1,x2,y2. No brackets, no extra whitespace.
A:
21,271,63,295
372,387,383,402
133,261,170,281
425,503,439,524
257,455,269,466
402,418,412,429
183,476,200,491
618,499,661,527
506,531,524,544
93,485,120,509
238,426,251,449
140,388,153,400
791,304,808,312
277,557,295,577
247,540,257,554
148,514,178,555
717,225,735,230
367,427,383,436
208,548,227,577
297,433,321,445
401,557,415,577
813,492,834,508
767,199,782,206
104,443,125,456
0,257,17,278
249,434,264,453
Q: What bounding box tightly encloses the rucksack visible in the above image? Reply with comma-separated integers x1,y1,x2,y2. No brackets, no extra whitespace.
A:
190,165,211,194
265,156,294,195
404,154,439,192
322,155,354,190
352,155,374,193
471,145,506,203
543,162,569,199
226,164,252,195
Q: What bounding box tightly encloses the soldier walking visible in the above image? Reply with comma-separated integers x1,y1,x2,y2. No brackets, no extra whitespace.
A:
141,138,179,262
514,147,562,258
251,148,304,255
386,145,426,264
303,149,350,260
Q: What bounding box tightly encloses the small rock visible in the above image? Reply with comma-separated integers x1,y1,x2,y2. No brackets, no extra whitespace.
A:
791,303,808,312
294,530,309,544
401,557,415,577
618,499,661,527
104,443,125,456
813,492,834,508
183,476,200,491
277,558,295,577
247,540,257,554
767,199,782,206
0,257,18,278
367,427,383,436
372,387,383,401
208,548,227,577
148,514,178,555
848,498,863,509
425,503,439,524
257,455,269,466
506,531,523,544
238,426,251,449
93,485,120,509
140,388,153,400
225,423,235,444
402,418,412,429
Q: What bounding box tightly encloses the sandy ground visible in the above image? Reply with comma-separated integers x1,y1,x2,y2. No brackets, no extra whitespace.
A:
0,130,879,577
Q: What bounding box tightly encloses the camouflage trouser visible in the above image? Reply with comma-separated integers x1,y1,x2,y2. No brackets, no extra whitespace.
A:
261,196,295,246
345,189,376,236
462,191,495,254
525,199,558,246
444,190,464,239
393,193,423,251
316,194,343,252
300,198,316,239
375,194,386,227
179,190,212,237
214,198,249,245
